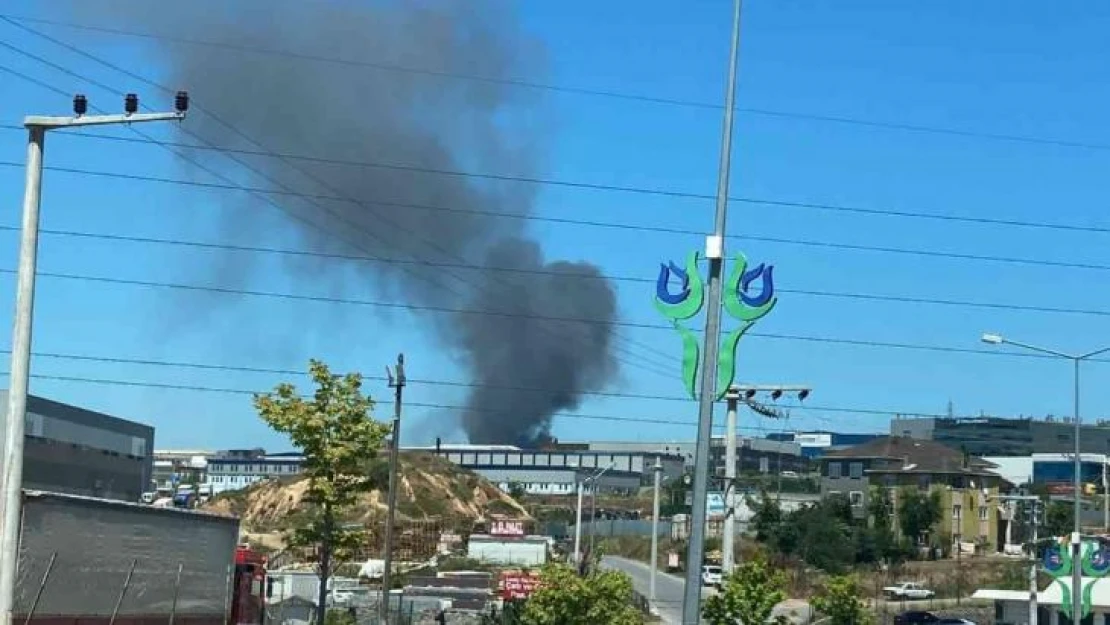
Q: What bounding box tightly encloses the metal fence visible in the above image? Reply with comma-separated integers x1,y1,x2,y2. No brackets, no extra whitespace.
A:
575,519,672,538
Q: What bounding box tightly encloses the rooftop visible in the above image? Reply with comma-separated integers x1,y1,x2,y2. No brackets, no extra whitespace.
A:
823,436,999,475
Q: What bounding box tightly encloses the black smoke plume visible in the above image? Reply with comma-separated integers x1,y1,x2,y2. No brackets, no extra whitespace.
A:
55,0,618,445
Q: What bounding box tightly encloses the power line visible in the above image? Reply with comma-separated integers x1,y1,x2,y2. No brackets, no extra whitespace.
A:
2,157,1109,276
0,363,935,425
0,32,683,379
12,224,1110,320
2,265,1101,364
6,13,1110,158
2,123,1107,237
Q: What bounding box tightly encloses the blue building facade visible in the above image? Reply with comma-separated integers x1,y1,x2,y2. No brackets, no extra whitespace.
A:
766,431,884,459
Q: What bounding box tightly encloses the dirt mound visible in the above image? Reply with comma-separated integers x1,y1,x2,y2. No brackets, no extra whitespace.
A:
203,451,529,532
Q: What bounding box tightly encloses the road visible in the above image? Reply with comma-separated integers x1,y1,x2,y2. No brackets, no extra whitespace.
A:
601,555,707,624
601,556,814,625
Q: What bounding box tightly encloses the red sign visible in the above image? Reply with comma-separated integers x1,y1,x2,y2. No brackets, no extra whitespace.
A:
499,572,541,600
490,520,525,537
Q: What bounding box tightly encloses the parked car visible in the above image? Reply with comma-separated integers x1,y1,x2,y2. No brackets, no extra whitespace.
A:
894,611,939,625
701,565,723,588
883,582,936,600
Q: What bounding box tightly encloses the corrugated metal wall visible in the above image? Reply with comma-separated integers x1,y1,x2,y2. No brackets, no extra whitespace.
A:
14,492,239,620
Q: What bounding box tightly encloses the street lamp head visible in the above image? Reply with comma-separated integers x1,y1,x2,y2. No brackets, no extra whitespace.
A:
744,388,756,399
981,333,1004,345
174,91,190,114
72,94,88,117
797,389,810,402
124,93,139,115
770,389,783,401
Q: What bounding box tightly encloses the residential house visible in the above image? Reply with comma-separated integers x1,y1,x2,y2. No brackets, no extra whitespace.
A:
819,436,1006,552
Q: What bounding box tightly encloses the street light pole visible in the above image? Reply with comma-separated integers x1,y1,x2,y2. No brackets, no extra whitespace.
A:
683,1,744,621
0,94,187,625
573,473,585,566
588,463,615,557
981,333,1110,625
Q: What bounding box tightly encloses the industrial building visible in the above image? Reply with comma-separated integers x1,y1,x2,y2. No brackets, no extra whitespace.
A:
547,436,808,475
204,449,304,494
414,442,685,496
891,415,1110,456
765,431,883,459
3,391,154,502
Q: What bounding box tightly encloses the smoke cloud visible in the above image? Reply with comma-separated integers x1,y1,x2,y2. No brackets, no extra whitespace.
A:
57,0,619,445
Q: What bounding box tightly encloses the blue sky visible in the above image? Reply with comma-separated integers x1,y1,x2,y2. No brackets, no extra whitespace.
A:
2,1,1110,450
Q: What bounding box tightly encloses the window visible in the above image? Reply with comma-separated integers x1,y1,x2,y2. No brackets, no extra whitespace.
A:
849,491,864,507
849,462,864,479
828,462,842,478
979,506,989,521
918,475,931,490
953,504,962,521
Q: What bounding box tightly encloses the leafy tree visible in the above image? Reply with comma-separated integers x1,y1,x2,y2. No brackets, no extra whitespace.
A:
1045,500,1073,538
898,489,941,545
748,489,783,542
520,564,643,625
703,552,788,625
811,575,873,625
254,360,390,625
508,481,527,500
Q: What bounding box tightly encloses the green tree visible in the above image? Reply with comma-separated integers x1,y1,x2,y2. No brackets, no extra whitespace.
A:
898,489,941,545
702,552,788,625
1045,500,1073,538
520,564,643,624
747,489,783,542
811,575,873,625
508,481,528,500
253,360,390,625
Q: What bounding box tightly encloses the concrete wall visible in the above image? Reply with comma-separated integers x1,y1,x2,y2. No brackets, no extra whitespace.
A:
14,491,239,621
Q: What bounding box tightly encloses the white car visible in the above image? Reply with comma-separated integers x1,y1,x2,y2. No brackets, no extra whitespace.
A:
883,582,935,600
701,565,723,588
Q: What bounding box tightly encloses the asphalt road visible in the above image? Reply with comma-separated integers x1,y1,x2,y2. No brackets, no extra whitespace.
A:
601,555,706,624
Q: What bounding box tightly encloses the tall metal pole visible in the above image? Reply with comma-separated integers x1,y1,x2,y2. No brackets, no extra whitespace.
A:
573,477,585,566
1103,459,1108,531
1072,357,1081,625
0,127,44,625
650,458,663,605
722,390,739,574
682,1,744,621
380,354,405,624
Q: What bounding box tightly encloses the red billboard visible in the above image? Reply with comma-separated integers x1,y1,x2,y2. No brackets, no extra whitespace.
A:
499,571,542,600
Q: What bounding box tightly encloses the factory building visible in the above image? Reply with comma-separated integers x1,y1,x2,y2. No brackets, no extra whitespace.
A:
3,391,154,503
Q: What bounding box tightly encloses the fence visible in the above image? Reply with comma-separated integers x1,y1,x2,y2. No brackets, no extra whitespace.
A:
575,519,672,538
14,551,234,625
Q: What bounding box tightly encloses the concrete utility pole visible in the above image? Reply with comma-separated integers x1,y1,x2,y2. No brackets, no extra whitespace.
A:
996,494,1042,625
682,0,744,620
722,384,809,574
573,472,585,566
380,354,405,623
0,93,187,625
650,457,663,606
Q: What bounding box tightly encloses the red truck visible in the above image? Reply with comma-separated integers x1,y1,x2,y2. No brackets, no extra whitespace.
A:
13,490,266,625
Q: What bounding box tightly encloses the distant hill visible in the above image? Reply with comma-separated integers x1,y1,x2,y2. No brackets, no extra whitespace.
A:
203,451,529,552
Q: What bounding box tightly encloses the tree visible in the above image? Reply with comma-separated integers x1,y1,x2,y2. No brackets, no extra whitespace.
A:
1045,500,1073,538
898,489,941,545
811,575,873,625
520,564,643,625
508,481,527,500
748,489,783,542
703,552,788,625
254,360,390,625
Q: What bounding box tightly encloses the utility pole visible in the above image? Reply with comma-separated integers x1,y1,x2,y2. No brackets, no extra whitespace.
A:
681,1,744,620
650,457,663,606
379,354,405,624
722,384,810,575
0,92,187,625
1103,458,1108,531
573,474,585,566
722,389,740,574
997,494,1041,625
